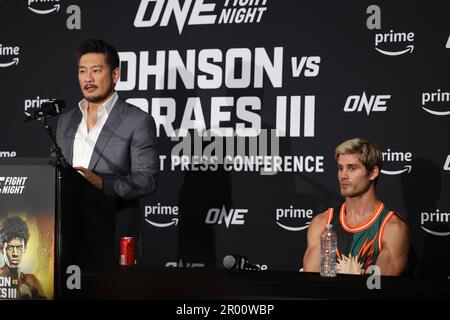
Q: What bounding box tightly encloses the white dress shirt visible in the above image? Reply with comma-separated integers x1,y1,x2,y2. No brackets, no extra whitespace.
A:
72,92,118,168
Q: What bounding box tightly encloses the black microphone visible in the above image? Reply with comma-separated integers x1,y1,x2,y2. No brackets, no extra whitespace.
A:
223,254,260,272
24,99,65,122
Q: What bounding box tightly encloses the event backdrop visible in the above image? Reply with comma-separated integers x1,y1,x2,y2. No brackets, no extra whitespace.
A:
0,0,449,277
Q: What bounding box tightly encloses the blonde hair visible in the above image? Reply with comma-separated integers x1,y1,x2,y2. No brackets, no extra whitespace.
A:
335,138,382,172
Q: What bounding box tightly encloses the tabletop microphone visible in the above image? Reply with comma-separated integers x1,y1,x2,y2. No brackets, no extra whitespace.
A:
24,99,65,122
223,254,260,272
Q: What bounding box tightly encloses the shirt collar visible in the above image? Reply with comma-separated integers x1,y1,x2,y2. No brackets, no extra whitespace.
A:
78,91,119,116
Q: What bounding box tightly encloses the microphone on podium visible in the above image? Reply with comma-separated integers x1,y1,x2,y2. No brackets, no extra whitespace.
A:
24,99,65,122
223,254,261,272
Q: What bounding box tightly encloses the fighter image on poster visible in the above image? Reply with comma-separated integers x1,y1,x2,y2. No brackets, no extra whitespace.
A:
0,217,47,299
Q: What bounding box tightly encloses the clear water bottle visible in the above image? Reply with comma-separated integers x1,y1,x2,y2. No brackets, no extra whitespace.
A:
320,224,337,277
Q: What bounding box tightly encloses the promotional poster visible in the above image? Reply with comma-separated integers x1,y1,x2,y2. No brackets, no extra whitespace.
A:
0,162,55,300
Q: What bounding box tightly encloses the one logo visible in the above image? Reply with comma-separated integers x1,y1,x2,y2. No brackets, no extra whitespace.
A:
0,151,17,158
421,89,450,116
165,259,205,268
381,149,412,175
144,203,179,228
343,92,390,115
275,206,313,231
28,0,60,15
444,155,450,171
0,177,28,194
134,0,268,34
446,34,450,48
205,206,247,228
0,44,20,68
421,209,450,236
24,96,50,116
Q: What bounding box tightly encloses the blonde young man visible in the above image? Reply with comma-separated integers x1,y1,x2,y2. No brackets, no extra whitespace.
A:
303,138,409,275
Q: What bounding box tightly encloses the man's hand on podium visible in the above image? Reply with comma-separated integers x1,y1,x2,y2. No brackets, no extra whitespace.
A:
74,166,103,190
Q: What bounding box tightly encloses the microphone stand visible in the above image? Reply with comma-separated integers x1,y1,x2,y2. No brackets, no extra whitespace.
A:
41,115,67,300
42,116,68,169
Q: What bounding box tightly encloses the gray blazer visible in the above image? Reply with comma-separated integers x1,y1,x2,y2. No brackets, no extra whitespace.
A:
56,97,158,261
56,97,158,199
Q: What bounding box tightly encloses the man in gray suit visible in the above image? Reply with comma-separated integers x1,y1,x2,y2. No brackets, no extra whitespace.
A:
56,39,158,265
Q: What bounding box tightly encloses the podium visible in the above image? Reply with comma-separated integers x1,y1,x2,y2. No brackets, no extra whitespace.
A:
58,163,116,266
57,162,116,298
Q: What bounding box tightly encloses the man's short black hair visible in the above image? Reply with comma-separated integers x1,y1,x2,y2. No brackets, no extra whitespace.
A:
76,38,120,71
0,217,30,245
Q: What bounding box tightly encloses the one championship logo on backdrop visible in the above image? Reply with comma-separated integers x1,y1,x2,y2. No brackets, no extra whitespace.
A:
366,5,415,57
381,149,412,175
134,0,268,34
421,89,450,116
275,206,312,231
421,209,450,236
343,92,390,115
205,206,247,228
144,203,179,227
27,0,60,14
0,177,28,195
0,44,20,68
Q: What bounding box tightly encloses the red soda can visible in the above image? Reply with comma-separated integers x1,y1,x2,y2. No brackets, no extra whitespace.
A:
120,237,136,266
